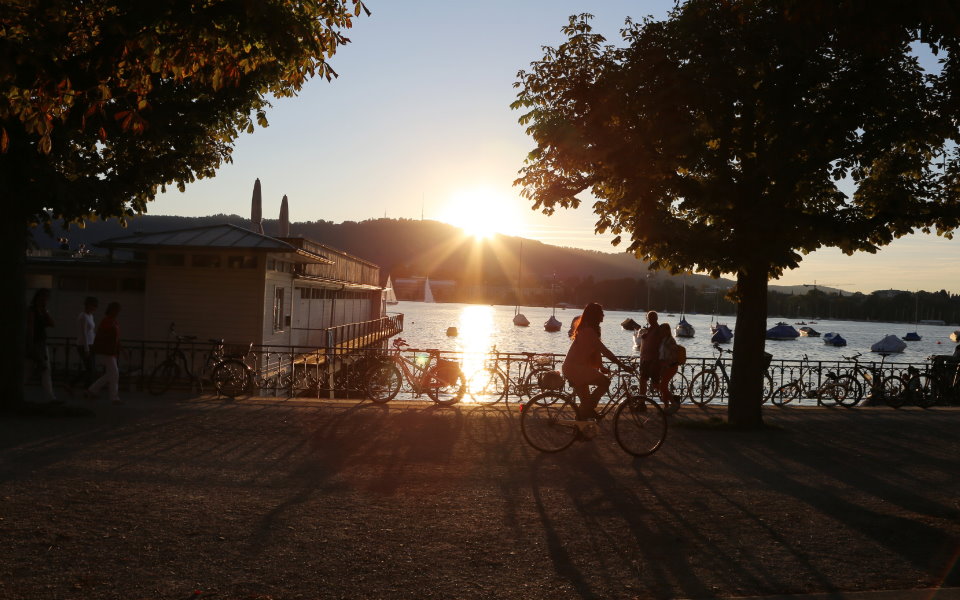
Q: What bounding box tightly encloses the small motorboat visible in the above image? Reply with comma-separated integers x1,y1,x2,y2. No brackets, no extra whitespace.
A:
766,322,800,340
446,326,458,337
711,323,733,344
902,331,922,342
675,317,695,338
951,330,960,343
798,326,821,337
823,332,847,347
544,315,562,332
871,334,906,354
620,318,642,331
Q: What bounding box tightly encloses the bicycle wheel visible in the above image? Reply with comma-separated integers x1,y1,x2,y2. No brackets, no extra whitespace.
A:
614,395,668,457
147,360,179,396
211,359,253,398
816,378,847,406
762,372,775,404
468,368,507,405
836,374,863,407
688,371,719,406
519,366,551,401
426,366,466,406
520,392,579,452
365,363,402,403
771,383,800,406
667,371,690,401
882,375,906,408
910,373,935,408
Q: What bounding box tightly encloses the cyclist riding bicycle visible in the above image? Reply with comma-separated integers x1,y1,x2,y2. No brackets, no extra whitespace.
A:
562,302,631,421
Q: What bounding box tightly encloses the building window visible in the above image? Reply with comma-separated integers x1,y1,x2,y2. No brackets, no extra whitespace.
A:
273,287,285,332
120,277,146,292
58,276,86,291
156,253,185,267
311,288,325,300
191,254,221,268
227,255,257,269
299,287,310,299
88,277,117,291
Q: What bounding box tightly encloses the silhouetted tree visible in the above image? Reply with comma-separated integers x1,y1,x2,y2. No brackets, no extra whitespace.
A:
513,3,960,426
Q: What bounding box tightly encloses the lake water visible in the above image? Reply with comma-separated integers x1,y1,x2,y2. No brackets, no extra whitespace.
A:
389,300,959,367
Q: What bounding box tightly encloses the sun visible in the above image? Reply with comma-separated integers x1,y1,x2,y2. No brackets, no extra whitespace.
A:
440,188,523,239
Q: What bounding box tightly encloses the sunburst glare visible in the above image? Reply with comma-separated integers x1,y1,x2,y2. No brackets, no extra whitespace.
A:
440,187,524,240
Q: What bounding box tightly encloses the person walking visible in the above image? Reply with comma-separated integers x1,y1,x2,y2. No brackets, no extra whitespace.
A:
561,302,629,421
69,296,99,391
87,302,122,404
635,310,665,395
25,289,57,402
657,322,683,414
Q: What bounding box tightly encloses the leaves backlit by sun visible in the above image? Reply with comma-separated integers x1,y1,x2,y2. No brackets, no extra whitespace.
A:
440,188,524,240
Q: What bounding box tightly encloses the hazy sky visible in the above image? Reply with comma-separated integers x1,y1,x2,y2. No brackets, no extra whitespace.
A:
149,0,959,295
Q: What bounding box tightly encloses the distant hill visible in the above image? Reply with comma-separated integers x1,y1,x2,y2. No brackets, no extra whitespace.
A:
35,214,740,291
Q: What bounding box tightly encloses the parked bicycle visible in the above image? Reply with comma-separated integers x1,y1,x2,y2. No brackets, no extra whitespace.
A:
147,323,253,398
520,363,667,457
924,353,960,405
467,348,556,405
770,354,856,407
837,353,904,407
364,338,466,405
688,344,774,406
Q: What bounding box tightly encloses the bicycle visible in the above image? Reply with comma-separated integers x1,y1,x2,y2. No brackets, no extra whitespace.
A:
147,323,253,398
364,338,466,405
925,354,960,405
900,363,935,408
520,364,667,457
837,353,905,407
770,354,856,407
621,356,691,406
467,349,555,405
688,344,774,406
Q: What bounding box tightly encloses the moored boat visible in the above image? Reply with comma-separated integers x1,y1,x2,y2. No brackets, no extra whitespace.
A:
951,330,960,343
544,315,562,332
766,322,800,340
902,331,922,341
711,323,733,344
871,334,906,354
675,317,695,338
798,326,820,337
823,332,847,347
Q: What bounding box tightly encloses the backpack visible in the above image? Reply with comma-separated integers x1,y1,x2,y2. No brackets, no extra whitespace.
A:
659,335,686,365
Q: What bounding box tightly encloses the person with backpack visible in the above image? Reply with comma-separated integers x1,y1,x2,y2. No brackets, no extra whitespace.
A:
562,303,630,421
635,311,665,396
657,323,686,414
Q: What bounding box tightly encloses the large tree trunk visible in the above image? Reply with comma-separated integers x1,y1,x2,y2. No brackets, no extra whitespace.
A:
727,263,769,427
2,215,29,412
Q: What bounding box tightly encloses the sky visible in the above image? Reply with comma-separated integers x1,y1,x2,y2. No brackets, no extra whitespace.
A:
149,0,959,296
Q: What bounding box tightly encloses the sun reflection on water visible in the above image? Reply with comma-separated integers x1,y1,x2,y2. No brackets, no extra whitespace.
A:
455,305,495,400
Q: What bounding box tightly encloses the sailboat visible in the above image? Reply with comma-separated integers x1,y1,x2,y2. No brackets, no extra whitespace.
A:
423,277,435,303
544,277,562,332
384,275,398,305
675,279,695,338
902,293,921,341
513,240,529,326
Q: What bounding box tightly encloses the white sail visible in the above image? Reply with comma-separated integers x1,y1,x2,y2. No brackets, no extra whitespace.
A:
384,276,398,305
423,277,435,303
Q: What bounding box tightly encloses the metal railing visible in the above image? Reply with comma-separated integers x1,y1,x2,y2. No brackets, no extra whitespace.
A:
28,339,956,406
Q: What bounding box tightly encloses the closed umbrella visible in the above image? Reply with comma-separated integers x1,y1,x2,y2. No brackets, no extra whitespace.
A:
279,195,290,237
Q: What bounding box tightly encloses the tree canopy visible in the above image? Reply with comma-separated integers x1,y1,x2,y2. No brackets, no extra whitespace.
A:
1,0,369,409
513,1,960,425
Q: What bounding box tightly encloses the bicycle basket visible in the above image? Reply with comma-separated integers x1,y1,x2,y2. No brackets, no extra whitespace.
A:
435,358,460,385
533,354,554,367
538,370,565,391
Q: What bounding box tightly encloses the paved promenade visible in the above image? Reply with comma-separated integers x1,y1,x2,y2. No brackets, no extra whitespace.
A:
1,393,958,599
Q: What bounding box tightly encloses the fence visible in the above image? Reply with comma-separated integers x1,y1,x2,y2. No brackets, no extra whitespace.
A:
26,338,958,405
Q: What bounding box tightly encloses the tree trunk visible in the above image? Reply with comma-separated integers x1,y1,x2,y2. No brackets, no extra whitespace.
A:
2,215,29,411
727,263,769,427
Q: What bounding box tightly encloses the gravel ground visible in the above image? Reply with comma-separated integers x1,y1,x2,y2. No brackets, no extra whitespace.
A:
0,394,958,600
